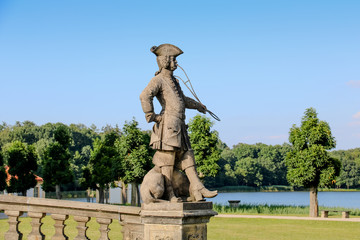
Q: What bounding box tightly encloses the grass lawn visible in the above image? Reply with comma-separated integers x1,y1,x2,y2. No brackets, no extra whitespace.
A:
208,217,360,240
213,203,360,217
1,216,360,240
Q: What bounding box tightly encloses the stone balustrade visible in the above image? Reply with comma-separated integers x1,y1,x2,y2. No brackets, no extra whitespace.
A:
0,195,217,240
0,195,142,240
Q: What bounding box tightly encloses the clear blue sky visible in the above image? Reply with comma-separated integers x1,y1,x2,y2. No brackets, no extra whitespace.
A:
0,1,359,150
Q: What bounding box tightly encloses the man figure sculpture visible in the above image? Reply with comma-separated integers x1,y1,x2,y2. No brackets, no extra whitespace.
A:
140,43,217,202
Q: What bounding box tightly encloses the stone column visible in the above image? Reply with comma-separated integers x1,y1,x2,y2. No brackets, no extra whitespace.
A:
96,217,112,240
4,210,23,240
51,213,69,240
73,216,90,240
141,202,217,240
27,212,46,240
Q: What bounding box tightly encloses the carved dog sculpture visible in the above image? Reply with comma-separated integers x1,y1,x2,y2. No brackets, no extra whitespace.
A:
140,166,192,204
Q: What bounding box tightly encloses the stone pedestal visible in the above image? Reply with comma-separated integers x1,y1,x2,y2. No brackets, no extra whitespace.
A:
141,202,217,240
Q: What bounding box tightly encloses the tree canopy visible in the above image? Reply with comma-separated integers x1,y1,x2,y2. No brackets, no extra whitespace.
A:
330,148,360,189
81,130,121,203
0,117,359,203
0,151,6,191
114,119,153,205
4,140,38,196
285,108,341,217
42,125,73,198
188,115,221,178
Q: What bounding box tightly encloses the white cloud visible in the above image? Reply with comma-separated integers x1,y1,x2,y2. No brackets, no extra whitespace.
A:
353,112,360,119
267,135,287,140
349,121,360,127
353,133,360,138
347,80,360,88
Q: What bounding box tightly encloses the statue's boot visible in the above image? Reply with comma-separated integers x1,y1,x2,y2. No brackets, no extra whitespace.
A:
191,186,218,202
199,187,218,198
185,166,218,202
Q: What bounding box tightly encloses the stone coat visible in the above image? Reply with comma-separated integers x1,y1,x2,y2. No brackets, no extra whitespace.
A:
140,74,201,151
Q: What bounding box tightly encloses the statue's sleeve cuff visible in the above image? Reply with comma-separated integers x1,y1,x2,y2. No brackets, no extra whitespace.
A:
145,112,156,123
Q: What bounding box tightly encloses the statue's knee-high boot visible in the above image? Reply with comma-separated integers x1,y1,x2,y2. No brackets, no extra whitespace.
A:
185,166,218,201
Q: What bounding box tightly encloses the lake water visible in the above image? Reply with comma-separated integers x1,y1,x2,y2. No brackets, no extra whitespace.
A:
211,191,360,209
65,191,360,209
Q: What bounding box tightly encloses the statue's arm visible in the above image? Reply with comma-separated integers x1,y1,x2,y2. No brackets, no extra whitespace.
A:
140,78,161,123
184,96,206,114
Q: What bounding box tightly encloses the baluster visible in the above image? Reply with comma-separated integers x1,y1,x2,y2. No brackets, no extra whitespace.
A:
28,212,46,240
96,217,112,240
4,210,23,240
51,213,69,240
73,216,90,240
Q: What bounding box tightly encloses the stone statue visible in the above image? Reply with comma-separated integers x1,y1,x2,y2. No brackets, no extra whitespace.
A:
140,44,217,203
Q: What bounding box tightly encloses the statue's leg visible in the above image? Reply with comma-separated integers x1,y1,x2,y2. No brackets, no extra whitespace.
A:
161,165,180,202
180,150,218,201
154,151,181,202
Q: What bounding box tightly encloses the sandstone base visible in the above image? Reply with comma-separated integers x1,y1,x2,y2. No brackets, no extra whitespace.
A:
141,202,217,240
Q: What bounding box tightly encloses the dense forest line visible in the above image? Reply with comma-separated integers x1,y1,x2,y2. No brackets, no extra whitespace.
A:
0,118,359,198
206,143,360,190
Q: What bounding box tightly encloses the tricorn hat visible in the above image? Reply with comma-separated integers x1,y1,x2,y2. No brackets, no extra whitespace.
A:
150,44,183,57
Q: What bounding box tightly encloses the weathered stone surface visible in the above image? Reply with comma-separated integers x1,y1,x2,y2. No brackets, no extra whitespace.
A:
0,187,215,240
51,214,69,240
140,44,218,203
27,211,46,240
141,202,217,240
4,210,23,240
0,195,142,240
73,215,90,240
0,194,139,218
97,217,112,240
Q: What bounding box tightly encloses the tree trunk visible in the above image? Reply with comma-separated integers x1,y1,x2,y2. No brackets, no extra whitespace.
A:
121,181,127,204
131,182,137,206
105,187,109,204
136,184,140,206
98,187,105,203
55,184,62,199
21,190,27,197
309,186,318,217
87,188,90,202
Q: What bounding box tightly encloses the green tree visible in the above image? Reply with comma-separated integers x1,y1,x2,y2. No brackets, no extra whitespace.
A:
0,121,41,148
188,115,221,178
4,141,38,196
114,119,153,206
285,108,341,217
233,143,260,159
337,159,360,189
0,149,8,191
217,143,291,188
69,123,99,155
330,148,360,189
0,122,11,148
257,144,290,186
209,147,237,187
42,125,73,199
234,157,263,187
82,131,120,203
